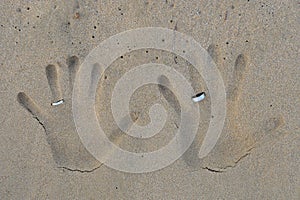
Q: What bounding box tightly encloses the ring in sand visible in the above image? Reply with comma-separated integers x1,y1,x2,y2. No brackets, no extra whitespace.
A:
51,99,64,106
192,92,206,102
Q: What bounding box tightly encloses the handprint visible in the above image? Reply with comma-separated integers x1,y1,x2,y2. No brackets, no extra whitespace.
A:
200,44,284,171
199,45,255,171
158,44,285,172
17,56,107,172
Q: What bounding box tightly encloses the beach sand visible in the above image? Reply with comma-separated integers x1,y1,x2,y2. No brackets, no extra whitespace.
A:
0,0,299,199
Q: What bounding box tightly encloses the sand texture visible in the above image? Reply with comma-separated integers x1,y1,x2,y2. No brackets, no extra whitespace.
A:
0,0,299,199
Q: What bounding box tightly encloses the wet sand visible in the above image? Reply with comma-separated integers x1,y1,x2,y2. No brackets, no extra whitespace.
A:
0,0,299,199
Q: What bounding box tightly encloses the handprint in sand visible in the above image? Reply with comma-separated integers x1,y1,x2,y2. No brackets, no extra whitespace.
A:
17,56,122,172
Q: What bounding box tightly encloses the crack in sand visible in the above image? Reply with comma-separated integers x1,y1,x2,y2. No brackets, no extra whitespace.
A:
33,116,46,132
59,164,102,173
203,147,254,173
